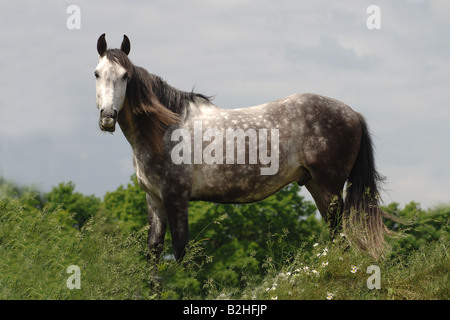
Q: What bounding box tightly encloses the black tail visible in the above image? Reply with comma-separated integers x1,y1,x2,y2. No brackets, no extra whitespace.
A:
343,113,397,259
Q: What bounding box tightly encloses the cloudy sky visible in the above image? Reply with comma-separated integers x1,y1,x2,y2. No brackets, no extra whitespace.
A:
0,0,449,209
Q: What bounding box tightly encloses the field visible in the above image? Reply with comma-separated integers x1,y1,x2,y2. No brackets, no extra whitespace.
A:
0,177,448,300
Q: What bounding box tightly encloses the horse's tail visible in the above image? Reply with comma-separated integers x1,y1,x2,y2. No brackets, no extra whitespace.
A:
343,113,399,259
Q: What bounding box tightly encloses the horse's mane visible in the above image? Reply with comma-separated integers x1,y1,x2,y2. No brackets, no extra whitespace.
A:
105,49,211,153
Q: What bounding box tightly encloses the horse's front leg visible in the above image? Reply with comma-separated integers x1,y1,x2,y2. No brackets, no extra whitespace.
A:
146,193,167,262
163,195,189,262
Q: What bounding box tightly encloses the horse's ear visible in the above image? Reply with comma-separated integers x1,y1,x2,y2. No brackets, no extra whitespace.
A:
97,33,107,57
121,35,131,55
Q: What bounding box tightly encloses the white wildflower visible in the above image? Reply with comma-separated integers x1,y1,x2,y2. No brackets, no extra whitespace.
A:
266,286,277,292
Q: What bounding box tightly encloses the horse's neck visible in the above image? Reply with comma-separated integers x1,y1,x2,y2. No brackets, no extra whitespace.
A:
117,101,141,148
118,97,180,160
119,71,215,156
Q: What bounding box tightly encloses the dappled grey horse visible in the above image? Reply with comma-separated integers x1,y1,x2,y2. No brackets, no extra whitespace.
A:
94,34,393,260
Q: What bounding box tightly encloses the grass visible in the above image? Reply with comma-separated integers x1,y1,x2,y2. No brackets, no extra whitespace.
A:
232,235,449,300
0,196,157,299
0,195,448,300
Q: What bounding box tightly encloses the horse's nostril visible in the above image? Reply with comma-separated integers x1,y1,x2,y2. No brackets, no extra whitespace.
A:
100,108,117,119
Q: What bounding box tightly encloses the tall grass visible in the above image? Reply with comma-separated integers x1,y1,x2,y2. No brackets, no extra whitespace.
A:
233,235,449,300
161,226,448,300
0,196,157,299
1,195,448,300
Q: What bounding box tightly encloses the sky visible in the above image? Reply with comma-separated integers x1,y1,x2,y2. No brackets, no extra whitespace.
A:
0,0,449,210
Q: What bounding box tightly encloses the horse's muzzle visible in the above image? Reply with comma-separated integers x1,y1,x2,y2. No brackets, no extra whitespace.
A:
99,109,117,132
99,116,116,132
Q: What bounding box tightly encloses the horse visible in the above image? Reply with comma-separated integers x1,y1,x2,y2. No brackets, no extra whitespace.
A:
94,34,395,261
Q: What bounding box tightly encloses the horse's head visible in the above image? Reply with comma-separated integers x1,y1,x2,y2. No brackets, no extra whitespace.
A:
94,33,131,132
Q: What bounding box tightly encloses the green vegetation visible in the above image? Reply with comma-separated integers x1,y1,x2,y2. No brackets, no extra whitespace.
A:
0,176,448,299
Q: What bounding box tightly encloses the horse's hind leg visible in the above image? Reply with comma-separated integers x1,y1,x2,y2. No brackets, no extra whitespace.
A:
296,166,343,231
305,178,344,235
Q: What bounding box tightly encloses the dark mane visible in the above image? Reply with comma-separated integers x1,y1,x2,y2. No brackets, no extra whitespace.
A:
105,49,211,153
144,72,213,114
105,49,211,113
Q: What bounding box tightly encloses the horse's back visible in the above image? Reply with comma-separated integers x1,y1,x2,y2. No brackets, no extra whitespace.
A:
187,93,360,203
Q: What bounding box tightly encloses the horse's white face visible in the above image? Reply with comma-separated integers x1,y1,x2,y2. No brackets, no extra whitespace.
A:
94,56,128,132
95,33,131,132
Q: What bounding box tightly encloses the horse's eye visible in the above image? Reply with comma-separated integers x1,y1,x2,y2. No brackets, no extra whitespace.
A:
122,72,128,80
94,71,100,79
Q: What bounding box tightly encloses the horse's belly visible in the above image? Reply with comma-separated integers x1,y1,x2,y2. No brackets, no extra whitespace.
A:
190,165,302,204
191,182,284,204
